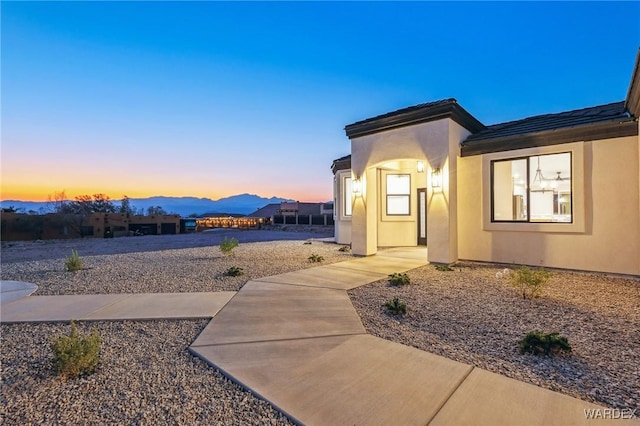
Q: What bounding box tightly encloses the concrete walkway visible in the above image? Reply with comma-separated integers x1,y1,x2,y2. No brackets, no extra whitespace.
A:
1,248,632,425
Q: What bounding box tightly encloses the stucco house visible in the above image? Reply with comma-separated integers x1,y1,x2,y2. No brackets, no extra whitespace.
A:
332,50,640,276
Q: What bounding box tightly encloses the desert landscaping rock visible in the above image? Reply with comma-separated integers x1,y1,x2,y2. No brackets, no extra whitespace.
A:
349,262,640,412
1,238,350,295
1,320,293,425
1,232,345,425
2,233,639,424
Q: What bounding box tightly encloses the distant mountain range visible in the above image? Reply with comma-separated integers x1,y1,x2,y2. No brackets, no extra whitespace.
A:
0,193,297,217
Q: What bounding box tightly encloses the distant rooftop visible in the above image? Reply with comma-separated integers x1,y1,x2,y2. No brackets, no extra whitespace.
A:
247,202,326,218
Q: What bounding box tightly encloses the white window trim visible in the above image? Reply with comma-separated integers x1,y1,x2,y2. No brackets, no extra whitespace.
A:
482,142,585,233
386,173,411,216
344,175,353,217
380,170,413,221
337,170,353,221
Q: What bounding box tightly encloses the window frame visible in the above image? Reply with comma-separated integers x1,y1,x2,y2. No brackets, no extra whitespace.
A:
482,142,584,234
490,152,573,224
343,176,353,217
386,174,411,216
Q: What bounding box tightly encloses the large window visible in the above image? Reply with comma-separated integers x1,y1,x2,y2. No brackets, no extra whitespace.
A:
386,174,410,215
344,177,352,216
492,152,572,223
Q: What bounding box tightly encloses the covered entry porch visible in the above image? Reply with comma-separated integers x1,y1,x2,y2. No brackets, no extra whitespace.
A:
333,99,484,264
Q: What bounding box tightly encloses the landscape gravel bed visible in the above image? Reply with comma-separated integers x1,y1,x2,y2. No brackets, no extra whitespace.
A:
349,262,640,411
3,234,639,423
1,320,294,425
1,234,347,425
1,239,351,294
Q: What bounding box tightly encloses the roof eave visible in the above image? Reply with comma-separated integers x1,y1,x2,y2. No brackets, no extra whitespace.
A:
460,118,638,157
331,156,352,174
345,103,485,139
625,48,640,118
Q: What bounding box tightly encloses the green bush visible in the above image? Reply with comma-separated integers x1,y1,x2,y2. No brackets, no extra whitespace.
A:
308,253,324,263
338,245,350,252
219,237,239,256
510,266,551,299
65,249,83,272
388,272,410,286
434,264,453,272
51,320,101,378
384,297,407,315
519,330,571,356
226,266,244,277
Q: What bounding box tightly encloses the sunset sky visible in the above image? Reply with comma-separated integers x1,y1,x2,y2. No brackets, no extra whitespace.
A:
2,2,639,202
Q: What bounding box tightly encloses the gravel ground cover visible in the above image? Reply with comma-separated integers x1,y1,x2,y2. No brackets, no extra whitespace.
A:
1,232,347,425
1,320,294,425
349,262,640,411
1,237,349,294
3,234,639,423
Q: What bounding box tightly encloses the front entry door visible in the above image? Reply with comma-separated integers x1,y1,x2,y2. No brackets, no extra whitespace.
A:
417,188,427,245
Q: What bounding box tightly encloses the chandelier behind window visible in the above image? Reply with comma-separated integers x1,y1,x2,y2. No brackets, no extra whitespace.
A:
530,157,570,193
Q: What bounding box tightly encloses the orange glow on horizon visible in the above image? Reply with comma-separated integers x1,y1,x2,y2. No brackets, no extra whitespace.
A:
1,185,332,203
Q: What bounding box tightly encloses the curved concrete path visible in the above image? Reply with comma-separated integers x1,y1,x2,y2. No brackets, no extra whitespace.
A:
1,248,633,425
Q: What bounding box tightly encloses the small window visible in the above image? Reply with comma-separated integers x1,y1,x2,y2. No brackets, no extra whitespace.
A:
491,152,572,223
344,177,352,216
386,174,410,215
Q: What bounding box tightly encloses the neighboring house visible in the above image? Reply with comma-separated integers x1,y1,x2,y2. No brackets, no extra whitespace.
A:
248,201,330,218
332,50,640,275
248,201,334,226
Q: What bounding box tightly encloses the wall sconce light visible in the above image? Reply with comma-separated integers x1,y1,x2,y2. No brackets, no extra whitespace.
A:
431,168,442,190
353,178,362,195
416,161,425,173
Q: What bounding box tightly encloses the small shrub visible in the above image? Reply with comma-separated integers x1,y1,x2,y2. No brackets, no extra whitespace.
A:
519,331,571,356
51,320,101,379
308,253,324,263
338,245,350,252
384,297,407,315
219,237,239,256
434,264,453,272
510,266,551,299
388,272,410,286
65,249,83,272
226,266,244,277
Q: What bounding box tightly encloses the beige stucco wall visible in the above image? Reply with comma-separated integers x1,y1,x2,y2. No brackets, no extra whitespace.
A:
458,135,640,275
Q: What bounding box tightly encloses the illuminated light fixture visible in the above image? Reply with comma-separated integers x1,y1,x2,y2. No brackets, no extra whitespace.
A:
531,157,547,191
353,178,362,195
431,168,442,189
417,161,425,173
531,157,569,193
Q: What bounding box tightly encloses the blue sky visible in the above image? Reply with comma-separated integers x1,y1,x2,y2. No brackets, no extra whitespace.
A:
2,1,639,202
